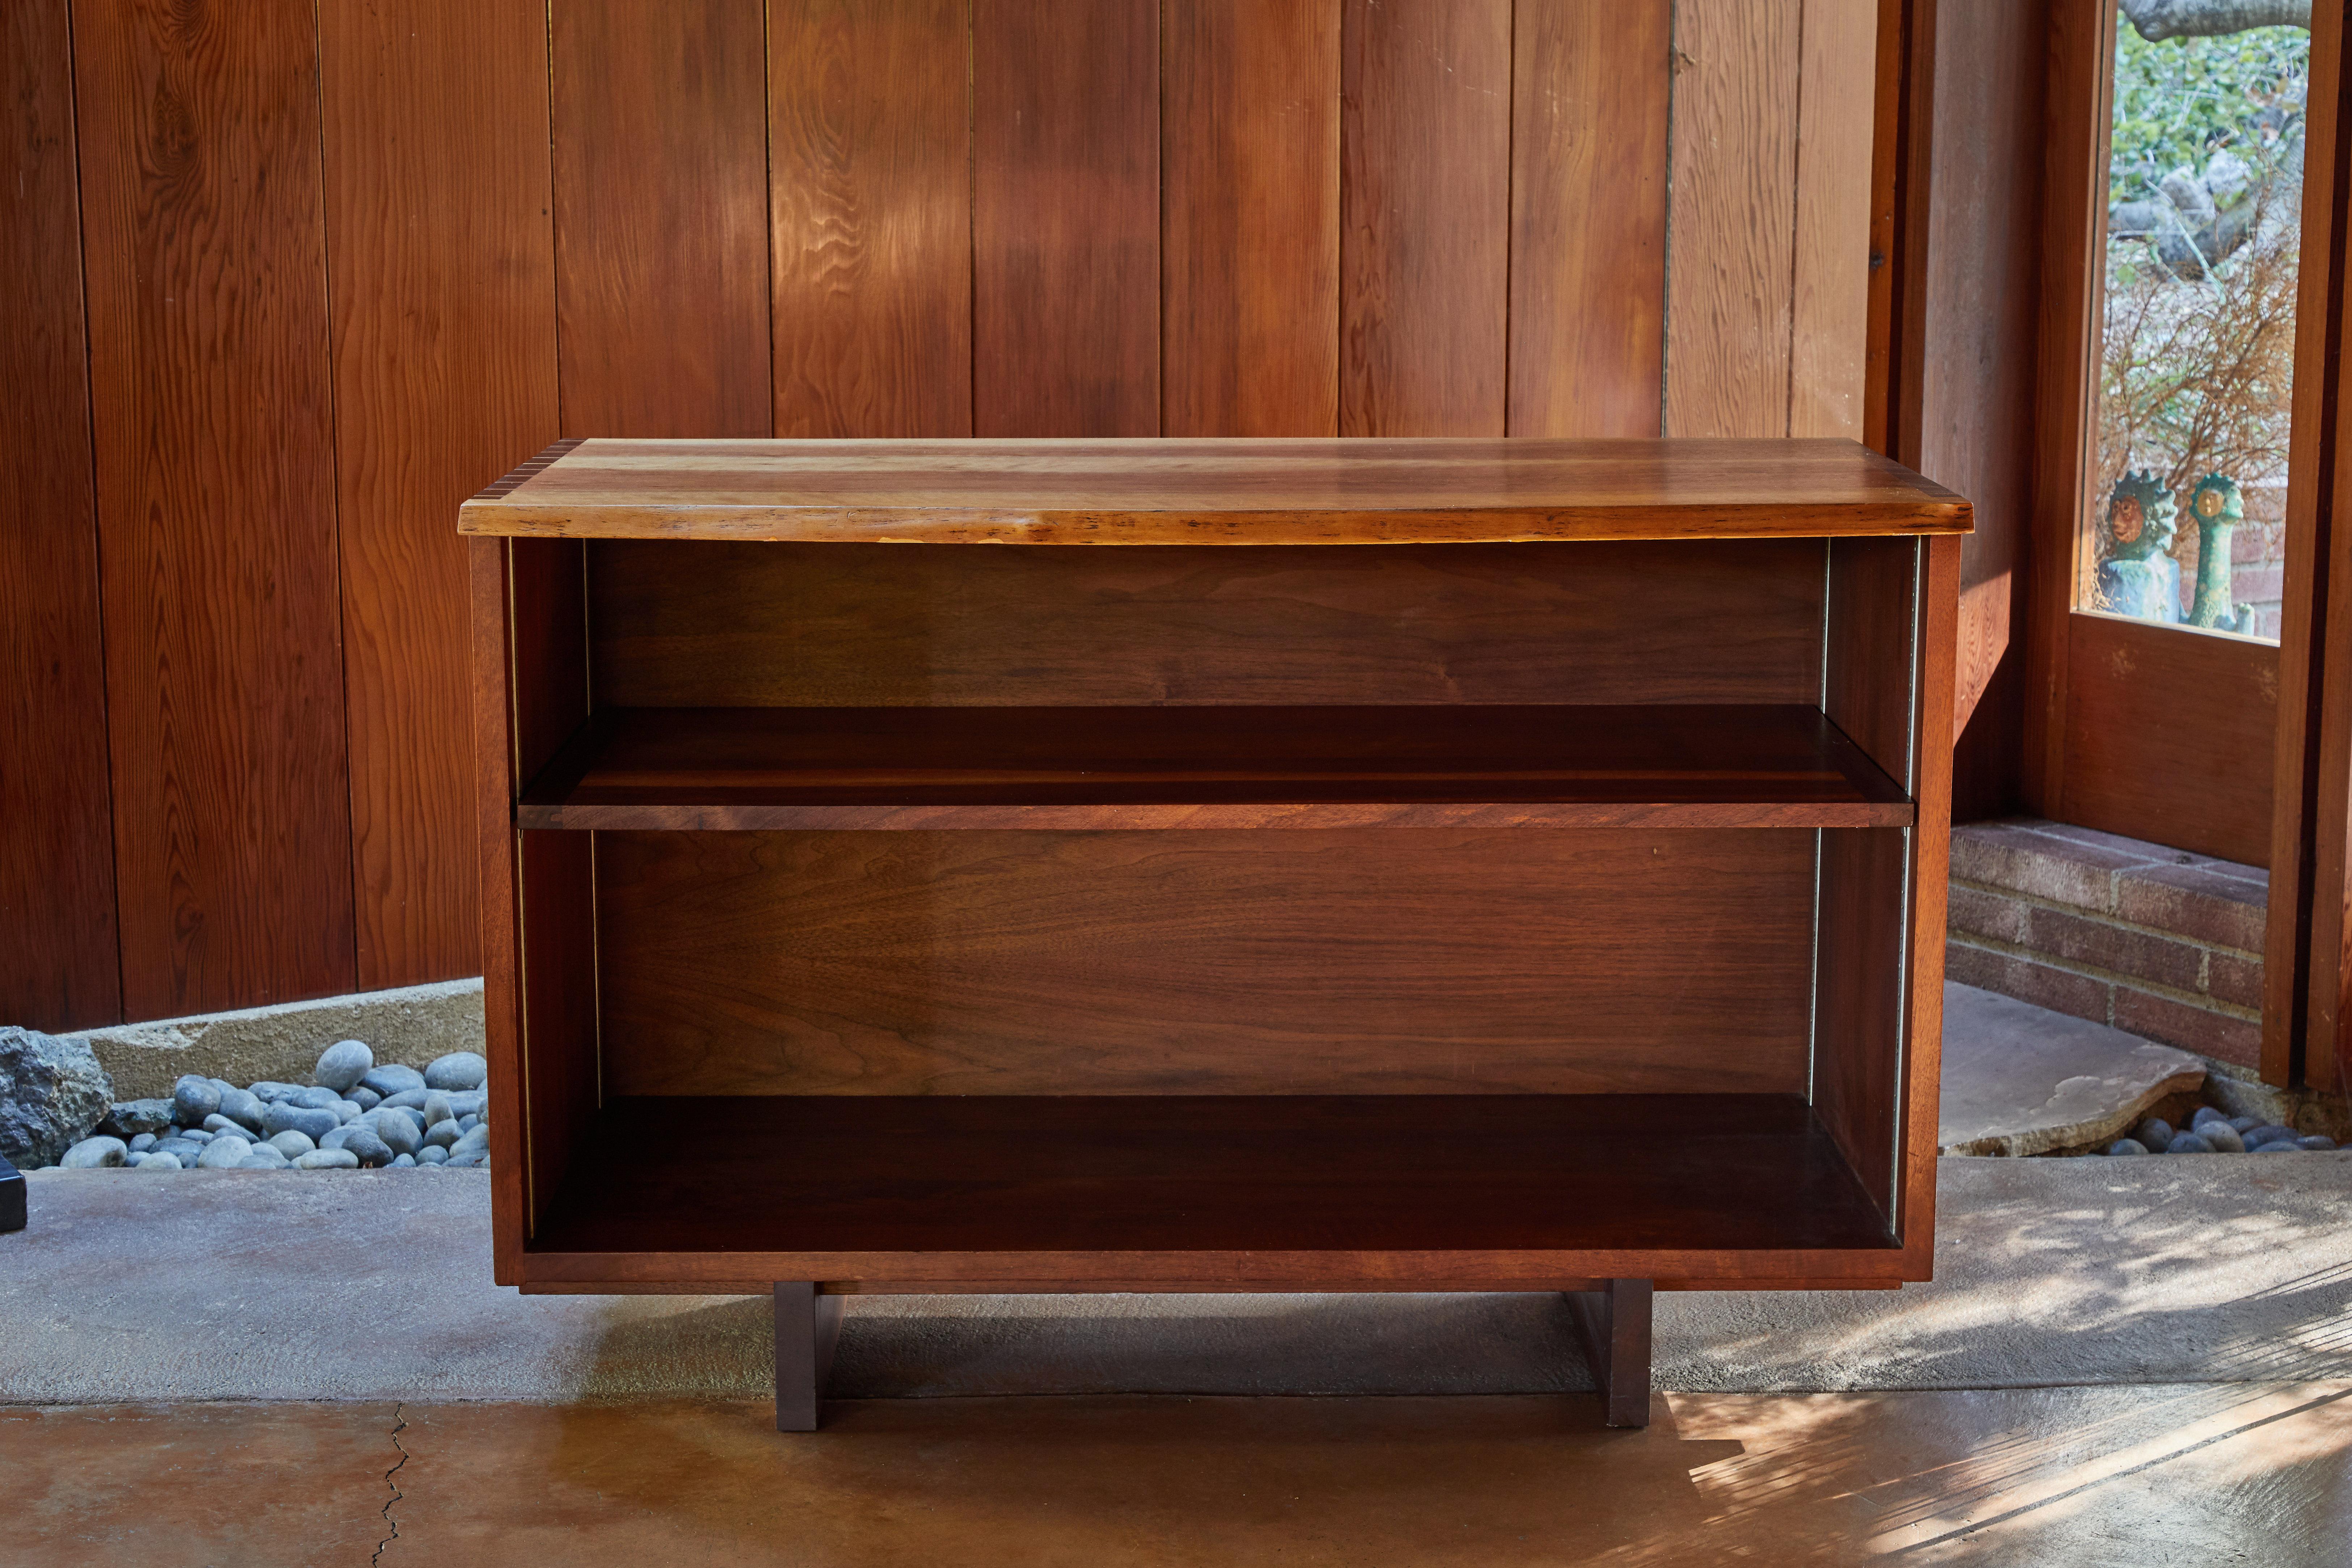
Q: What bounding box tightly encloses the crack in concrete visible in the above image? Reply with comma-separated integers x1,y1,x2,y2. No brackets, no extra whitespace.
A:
373,1401,408,1564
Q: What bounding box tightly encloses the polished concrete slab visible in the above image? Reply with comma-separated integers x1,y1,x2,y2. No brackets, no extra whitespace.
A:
5,1155,2349,1404
8,1386,2349,1566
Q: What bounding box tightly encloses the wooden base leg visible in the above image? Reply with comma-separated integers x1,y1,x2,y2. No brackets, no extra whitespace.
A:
1566,1278,1653,1428
775,1282,844,1432
0,1154,23,1233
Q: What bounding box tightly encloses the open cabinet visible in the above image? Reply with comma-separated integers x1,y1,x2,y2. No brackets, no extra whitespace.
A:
464,436,1968,1428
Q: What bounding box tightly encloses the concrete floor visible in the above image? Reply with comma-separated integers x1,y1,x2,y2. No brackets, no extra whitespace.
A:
6,1156,2350,1401
8,1387,2350,1565
7,1157,2351,1563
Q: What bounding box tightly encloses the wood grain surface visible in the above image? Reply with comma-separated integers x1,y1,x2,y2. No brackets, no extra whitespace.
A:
516,703,1914,830
317,0,559,991
1162,0,1341,436
1921,0,2044,820
2024,0,2113,820
1813,825,1909,1220
1339,0,1511,437
1825,535,1923,790
519,830,599,1239
972,0,1159,436
1896,531,1960,1245
2062,615,2278,868
75,0,355,1017
584,537,1833,707
552,0,771,438
463,436,1971,541
2271,0,2349,1090
594,826,1818,1097
1666,0,1803,438
524,1094,1900,1284
770,0,972,438
1508,0,1671,438
0,0,120,1030
470,541,529,1282
1789,0,1876,440
2269,0,2345,1087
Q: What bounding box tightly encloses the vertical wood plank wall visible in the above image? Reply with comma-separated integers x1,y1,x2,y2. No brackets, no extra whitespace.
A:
5,0,1877,1029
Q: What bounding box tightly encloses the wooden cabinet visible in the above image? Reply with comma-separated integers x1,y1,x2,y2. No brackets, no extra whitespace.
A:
464,437,1969,1427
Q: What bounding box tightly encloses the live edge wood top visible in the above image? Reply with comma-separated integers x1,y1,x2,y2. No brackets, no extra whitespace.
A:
460,437,1972,545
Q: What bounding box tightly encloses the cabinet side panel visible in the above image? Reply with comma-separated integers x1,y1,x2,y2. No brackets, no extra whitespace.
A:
1898,532,1961,1253
594,827,1817,1097
1813,824,1907,1222
589,540,1829,707
1825,534,1923,787
469,540,526,1282
519,831,599,1236
1816,535,1924,1228
501,540,598,1237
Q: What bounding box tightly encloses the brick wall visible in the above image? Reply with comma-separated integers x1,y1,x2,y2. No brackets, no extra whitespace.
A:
1947,818,2268,1070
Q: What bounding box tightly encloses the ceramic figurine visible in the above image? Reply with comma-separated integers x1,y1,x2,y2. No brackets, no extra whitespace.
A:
2184,474,2251,633
2095,470,2180,623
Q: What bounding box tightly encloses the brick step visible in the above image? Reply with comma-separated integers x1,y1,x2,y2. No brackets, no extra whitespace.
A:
1947,819,2267,1069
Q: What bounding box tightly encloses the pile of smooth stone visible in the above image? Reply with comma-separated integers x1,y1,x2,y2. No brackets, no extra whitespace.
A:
2096,1104,2339,1157
56,1041,489,1172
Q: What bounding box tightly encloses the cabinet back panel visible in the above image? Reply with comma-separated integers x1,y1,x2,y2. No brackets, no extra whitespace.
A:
595,827,1815,1097
587,540,1826,707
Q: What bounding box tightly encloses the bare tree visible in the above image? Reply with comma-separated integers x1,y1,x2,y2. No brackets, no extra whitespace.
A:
2122,0,2311,41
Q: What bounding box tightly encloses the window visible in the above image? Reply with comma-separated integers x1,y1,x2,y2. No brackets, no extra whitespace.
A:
2086,20,2310,642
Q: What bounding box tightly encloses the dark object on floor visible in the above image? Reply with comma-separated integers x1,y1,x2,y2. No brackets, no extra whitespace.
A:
774,1281,843,1432
1568,1278,1654,1427
0,1153,24,1233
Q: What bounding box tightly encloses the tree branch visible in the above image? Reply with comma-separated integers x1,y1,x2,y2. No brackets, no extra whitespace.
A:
2121,0,2312,41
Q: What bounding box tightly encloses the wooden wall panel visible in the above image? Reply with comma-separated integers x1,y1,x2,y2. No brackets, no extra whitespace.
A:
770,0,972,438
1162,0,1341,436
552,0,772,438
1,0,121,1030
973,0,1160,436
588,539,1831,709
74,0,355,1017
1340,0,1511,437
1920,0,2042,820
2271,0,2349,1090
1666,0,1803,438
2062,618,2276,868
1789,0,1876,441
1507,0,1670,438
38,0,1881,1020
597,828,1818,1097
318,0,560,991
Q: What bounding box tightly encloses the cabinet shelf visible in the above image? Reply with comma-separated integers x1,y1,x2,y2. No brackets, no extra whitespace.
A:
517,703,1913,831
526,1094,1899,1271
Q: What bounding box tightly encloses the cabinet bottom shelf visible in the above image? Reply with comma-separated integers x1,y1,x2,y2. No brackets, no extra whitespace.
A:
524,1094,1899,1283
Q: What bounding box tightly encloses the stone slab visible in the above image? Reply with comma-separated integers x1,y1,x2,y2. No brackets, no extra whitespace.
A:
64,978,484,1100
1939,980,2205,1155
3,1153,2348,1404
